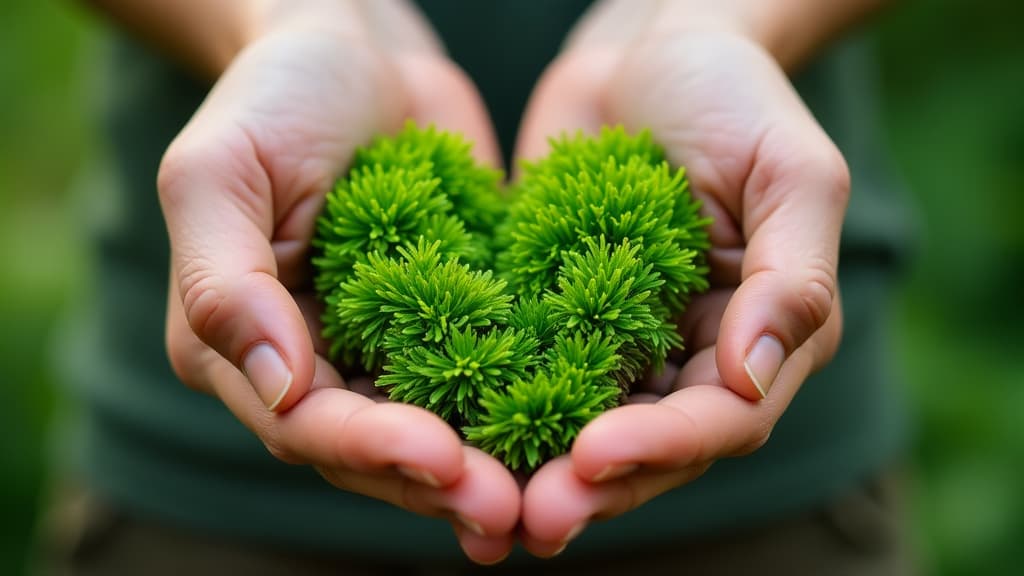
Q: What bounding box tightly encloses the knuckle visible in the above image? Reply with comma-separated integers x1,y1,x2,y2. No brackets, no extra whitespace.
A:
261,428,303,465
165,329,203,392
164,311,218,394
263,438,296,464
796,265,837,334
772,142,851,207
157,140,207,205
808,296,845,369
809,145,851,205
159,136,262,208
178,263,227,343
737,421,773,456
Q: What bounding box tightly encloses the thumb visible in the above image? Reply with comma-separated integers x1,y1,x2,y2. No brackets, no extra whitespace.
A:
159,128,314,412
157,31,409,413
716,123,850,401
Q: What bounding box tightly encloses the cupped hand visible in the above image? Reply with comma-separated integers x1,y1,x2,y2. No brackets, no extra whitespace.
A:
514,1,850,556
157,0,516,564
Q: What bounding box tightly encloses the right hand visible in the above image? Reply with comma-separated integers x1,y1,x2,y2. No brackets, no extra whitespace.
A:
157,0,517,564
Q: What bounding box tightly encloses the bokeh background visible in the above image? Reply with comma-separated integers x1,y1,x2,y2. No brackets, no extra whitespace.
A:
1,0,1021,574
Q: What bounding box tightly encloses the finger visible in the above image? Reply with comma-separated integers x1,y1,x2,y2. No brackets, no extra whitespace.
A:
694,189,744,287
394,53,503,168
520,456,705,556
543,340,825,529
158,37,406,413
168,270,352,399
715,121,850,400
293,292,330,357
522,349,810,541
320,447,519,564
521,456,620,553
454,527,514,566
663,287,729,368
673,346,723,392
625,392,663,405
669,288,732,365
198,349,465,491
513,49,620,163
595,35,849,400
406,448,520,560
572,338,822,486
633,361,679,396
159,121,312,413
165,272,224,395
679,296,841,395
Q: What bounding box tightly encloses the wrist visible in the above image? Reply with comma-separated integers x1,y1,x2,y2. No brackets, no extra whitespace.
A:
567,1,770,63
647,0,888,72
246,0,368,44
647,1,780,59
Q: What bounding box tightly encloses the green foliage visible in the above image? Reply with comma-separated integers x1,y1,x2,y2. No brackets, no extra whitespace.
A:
498,133,711,312
313,121,506,367
379,327,539,425
546,237,682,384
328,239,512,369
545,331,621,393
312,124,710,469
355,121,505,234
506,296,558,349
464,369,619,470
521,125,665,178
311,164,449,294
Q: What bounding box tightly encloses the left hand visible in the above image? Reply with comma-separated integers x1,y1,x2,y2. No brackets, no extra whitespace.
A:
513,1,849,557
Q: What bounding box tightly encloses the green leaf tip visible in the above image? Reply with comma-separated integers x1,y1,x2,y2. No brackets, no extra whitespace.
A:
355,120,506,233
331,238,513,370
464,367,619,471
380,326,539,425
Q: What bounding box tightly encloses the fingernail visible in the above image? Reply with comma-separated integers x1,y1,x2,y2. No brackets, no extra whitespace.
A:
398,465,441,488
477,550,511,566
456,513,486,537
243,343,292,411
564,522,586,543
591,463,637,482
744,334,785,398
549,523,585,557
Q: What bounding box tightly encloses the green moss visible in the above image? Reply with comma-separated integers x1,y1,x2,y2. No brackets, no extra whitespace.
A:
464,368,619,470
328,239,512,369
354,121,505,237
312,124,710,470
380,327,539,425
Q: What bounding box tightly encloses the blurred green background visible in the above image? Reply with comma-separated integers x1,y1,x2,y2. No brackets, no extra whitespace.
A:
1,0,1021,574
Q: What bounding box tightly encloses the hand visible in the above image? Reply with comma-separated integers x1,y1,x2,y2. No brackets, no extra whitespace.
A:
514,1,849,556
157,1,517,564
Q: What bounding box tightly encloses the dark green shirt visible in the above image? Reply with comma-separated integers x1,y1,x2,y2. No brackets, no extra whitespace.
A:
58,0,911,562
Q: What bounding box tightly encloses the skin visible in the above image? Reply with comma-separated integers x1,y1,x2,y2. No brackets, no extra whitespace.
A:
86,0,520,565
82,0,887,565
514,0,884,557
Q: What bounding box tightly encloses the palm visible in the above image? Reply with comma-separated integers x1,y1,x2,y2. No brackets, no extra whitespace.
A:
515,31,848,556
160,22,518,564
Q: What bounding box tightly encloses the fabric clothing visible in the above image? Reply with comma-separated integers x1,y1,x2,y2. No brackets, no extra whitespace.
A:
55,0,912,563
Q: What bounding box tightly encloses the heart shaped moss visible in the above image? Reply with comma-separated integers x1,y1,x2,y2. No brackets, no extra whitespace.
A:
313,122,710,470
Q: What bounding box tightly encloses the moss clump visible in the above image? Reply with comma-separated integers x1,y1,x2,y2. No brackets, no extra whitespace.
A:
312,122,710,470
